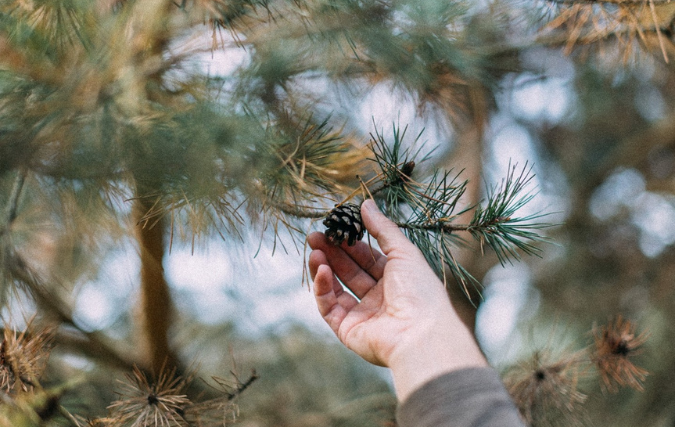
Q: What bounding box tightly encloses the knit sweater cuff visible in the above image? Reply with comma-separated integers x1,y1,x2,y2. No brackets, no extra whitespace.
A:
396,367,525,427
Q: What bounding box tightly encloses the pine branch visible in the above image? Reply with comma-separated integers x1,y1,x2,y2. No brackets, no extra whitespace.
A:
279,123,552,300
468,163,552,265
363,125,554,300
262,198,328,219
0,169,28,308
5,252,140,372
368,122,436,218
5,169,26,226
395,220,469,233
225,370,259,401
0,169,27,238
537,0,675,62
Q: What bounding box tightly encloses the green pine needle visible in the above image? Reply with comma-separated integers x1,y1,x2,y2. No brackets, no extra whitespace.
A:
468,162,553,266
368,125,554,300
369,121,435,218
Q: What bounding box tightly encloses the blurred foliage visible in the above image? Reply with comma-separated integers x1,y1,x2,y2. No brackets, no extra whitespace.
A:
1,0,675,426
215,325,396,427
60,323,396,427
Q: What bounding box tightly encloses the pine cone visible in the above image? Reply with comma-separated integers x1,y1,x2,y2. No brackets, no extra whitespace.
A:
323,203,365,246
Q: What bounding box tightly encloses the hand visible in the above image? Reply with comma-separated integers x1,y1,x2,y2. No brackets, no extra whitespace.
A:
308,199,486,400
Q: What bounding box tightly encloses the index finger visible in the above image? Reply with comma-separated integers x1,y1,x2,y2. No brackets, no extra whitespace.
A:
360,199,419,257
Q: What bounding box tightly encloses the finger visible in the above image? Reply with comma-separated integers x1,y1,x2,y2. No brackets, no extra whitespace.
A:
309,249,360,309
307,231,330,250
308,233,380,298
360,199,419,257
309,249,342,295
313,263,358,335
308,232,386,279
340,239,387,280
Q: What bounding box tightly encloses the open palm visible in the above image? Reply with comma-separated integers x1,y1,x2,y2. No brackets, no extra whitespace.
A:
308,199,460,367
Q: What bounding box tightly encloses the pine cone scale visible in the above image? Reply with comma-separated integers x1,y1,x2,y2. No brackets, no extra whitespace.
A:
323,203,365,246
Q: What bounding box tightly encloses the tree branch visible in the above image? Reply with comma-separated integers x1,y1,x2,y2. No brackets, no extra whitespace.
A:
6,253,141,372
396,219,470,233
6,169,26,225
266,200,329,219
226,370,259,401
1,169,27,237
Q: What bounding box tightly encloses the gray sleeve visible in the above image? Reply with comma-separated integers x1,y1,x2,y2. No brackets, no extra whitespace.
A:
396,367,526,427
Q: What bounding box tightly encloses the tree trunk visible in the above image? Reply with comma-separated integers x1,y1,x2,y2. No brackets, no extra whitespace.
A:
134,197,178,374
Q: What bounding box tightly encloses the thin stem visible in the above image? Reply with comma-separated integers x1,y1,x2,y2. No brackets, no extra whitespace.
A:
226,370,259,401
7,254,140,372
396,220,470,233
6,170,26,224
1,169,27,236
270,201,328,219
264,177,391,219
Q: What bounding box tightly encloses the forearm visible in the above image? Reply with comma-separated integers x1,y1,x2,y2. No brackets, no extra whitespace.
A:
387,311,488,402
389,313,524,427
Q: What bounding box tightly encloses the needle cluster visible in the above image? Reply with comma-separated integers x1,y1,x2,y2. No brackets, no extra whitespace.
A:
364,126,552,299
591,315,650,392
0,320,53,394
505,316,650,426
92,365,258,427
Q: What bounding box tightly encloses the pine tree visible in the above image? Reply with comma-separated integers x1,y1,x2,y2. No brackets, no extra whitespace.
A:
0,0,672,425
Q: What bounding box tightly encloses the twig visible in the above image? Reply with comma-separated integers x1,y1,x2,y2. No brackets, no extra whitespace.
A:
395,219,470,233
262,179,390,219
226,369,259,401
59,406,84,427
268,200,328,219
1,169,27,237
7,254,141,372
0,170,140,372
648,0,670,63
6,169,26,225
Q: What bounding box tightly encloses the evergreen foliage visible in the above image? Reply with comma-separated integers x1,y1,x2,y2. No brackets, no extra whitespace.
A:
0,0,672,425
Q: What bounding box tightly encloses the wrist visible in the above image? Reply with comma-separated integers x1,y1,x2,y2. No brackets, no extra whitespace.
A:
387,312,488,402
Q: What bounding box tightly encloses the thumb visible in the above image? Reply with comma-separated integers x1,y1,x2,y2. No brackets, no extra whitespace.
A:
361,199,414,256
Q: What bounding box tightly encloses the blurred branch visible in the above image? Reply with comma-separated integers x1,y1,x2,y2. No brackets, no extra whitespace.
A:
258,182,391,220
52,330,138,372
226,370,259,401
5,170,26,226
6,254,140,372
0,169,27,238
134,197,179,374
260,198,328,219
